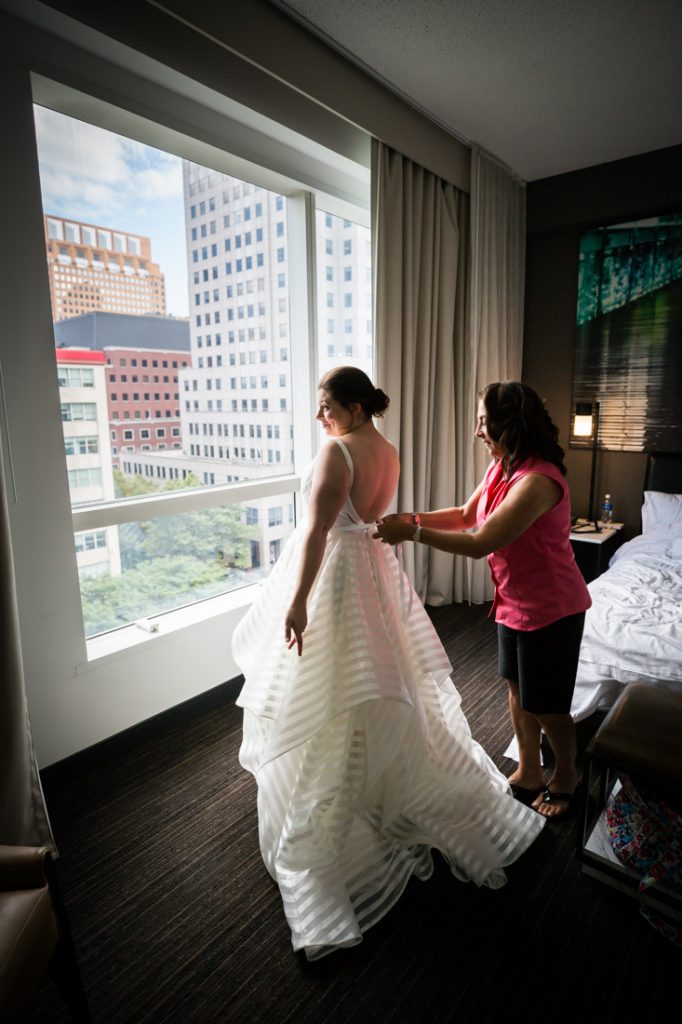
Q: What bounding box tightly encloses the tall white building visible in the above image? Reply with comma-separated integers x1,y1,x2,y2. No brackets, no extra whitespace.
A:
315,210,373,378
182,163,294,483
120,160,372,569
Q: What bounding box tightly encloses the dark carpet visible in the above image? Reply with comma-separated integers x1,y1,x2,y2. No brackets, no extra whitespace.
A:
33,603,678,1024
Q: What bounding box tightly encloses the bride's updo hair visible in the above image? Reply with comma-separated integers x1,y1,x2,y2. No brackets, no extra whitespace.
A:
318,366,390,418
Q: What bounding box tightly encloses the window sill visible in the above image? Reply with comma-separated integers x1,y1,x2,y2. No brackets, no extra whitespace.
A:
79,582,259,673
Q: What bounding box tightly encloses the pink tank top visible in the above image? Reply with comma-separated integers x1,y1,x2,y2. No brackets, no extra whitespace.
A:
476,457,591,631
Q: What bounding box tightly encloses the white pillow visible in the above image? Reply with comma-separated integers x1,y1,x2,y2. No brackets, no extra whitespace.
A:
642,490,682,533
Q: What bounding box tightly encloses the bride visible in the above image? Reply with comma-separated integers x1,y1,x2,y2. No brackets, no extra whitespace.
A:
232,366,543,960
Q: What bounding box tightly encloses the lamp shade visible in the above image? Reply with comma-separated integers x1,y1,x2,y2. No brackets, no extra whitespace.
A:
573,401,595,438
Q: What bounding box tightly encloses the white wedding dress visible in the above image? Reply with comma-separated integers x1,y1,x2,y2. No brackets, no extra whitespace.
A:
233,437,544,960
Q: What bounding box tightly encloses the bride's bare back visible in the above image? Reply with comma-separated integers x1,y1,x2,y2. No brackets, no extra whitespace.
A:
339,426,399,522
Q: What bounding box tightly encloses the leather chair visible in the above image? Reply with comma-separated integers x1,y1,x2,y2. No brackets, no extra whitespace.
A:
0,845,90,1022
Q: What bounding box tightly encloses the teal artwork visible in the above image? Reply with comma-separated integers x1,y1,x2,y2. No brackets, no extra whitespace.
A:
573,214,682,451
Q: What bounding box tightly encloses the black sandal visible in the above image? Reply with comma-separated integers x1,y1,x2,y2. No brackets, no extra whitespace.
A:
510,784,544,807
536,788,578,820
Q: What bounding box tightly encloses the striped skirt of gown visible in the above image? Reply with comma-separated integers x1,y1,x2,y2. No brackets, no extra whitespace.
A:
233,525,544,960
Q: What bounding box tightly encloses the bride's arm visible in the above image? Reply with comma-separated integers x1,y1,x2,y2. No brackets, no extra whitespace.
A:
285,442,349,655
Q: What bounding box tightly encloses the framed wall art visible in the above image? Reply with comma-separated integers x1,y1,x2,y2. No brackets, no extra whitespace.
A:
571,213,682,452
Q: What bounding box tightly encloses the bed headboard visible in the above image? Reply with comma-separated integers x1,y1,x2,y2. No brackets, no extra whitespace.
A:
644,452,682,495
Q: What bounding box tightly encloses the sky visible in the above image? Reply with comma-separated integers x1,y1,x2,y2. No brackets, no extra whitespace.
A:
33,106,190,317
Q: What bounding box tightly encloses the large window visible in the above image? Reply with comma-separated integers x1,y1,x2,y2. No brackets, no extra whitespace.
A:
35,108,302,637
31,95,371,644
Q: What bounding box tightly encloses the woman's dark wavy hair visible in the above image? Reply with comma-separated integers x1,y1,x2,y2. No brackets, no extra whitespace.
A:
319,366,390,418
480,381,566,477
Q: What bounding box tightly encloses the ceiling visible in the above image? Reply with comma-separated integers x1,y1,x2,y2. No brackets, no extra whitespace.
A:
273,0,682,182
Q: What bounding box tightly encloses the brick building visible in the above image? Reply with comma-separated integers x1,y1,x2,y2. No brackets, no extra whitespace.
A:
54,312,191,463
44,214,166,320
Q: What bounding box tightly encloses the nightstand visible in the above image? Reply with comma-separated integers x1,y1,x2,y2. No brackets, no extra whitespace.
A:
570,522,625,583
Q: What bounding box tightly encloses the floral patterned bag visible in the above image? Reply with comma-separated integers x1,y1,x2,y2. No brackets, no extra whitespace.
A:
605,774,682,945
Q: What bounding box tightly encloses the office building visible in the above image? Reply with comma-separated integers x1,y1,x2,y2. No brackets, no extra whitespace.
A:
56,347,120,579
45,214,166,320
55,312,191,462
115,161,373,565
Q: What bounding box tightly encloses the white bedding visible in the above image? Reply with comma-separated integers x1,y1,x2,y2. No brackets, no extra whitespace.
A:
572,526,682,721
503,523,682,760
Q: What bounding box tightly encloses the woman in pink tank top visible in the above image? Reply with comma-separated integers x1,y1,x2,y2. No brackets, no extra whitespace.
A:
376,382,591,821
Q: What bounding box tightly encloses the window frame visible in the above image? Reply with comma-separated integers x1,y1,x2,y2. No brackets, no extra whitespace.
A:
0,14,371,767
31,85,372,656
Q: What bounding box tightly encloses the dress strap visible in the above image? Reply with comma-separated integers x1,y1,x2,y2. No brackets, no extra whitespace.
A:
332,436,354,487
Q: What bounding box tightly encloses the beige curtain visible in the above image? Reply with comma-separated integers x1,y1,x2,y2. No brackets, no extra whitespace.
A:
454,147,526,603
372,139,469,603
0,435,54,847
373,141,525,605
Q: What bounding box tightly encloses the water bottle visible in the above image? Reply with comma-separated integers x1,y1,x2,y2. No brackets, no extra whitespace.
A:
600,494,613,526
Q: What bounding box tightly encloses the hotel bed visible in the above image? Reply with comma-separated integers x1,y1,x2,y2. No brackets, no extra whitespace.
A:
571,452,682,721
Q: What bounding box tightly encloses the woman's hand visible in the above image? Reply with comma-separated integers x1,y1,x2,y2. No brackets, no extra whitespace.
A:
374,518,417,546
285,600,308,656
380,512,415,526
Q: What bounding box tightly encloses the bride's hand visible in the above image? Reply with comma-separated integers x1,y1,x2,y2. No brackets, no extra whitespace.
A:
285,600,307,656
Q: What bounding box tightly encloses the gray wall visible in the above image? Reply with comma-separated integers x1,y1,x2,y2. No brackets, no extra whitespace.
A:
523,143,682,536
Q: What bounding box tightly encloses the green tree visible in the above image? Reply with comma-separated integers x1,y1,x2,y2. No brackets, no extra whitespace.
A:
80,554,238,635
82,469,259,635
135,505,255,569
113,467,159,498
114,469,255,570
113,467,206,498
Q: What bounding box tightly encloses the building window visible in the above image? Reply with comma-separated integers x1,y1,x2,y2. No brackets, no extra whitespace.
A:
67,467,102,488
64,435,98,455
57,366,95,388
74,529,107,553
60,402,96,422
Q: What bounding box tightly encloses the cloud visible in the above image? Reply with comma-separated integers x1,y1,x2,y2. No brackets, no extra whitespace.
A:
134,163,184,200
33,106,182,219
34,107,128,191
